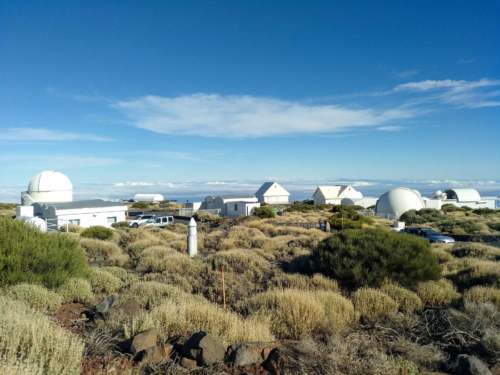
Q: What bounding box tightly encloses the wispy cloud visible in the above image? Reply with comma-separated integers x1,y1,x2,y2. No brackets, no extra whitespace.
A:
394,78,500,108
114,94,413,138
377,125,403,132
0,128,113,142
0,154,121,168
457,58,475,64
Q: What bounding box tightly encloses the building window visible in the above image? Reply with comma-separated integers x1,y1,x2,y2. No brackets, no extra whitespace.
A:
107,217,117,224
68,219,80,225
234,204,238,211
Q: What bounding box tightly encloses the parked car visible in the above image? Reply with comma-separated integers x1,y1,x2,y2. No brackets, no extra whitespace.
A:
128,214,156,228
127,211,144,218
402,227,455,244
143,216,175,228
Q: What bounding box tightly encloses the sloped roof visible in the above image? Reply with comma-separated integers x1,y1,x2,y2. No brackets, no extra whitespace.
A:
256,182,290,197
315,186,342,199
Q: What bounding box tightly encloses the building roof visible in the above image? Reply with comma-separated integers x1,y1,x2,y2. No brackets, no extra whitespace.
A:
28,170,73,193
445,188,481,202
314,185,363,200
256,182,290,197
35,199,126,210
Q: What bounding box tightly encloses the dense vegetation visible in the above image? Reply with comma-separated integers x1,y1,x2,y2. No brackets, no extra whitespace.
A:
0,205,499,374
328,205,373,230
0,218,88,288
310,229,441,289
253,205,276,218
81,225,114,240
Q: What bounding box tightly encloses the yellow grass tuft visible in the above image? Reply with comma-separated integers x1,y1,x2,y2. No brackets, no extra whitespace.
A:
352,288,399,322
57,277,94,304
0,295,84,374
381,282,423,313
463,286,500,308
416,279,460,306
124,298,274,345
89,268,123,294
6,283,63,313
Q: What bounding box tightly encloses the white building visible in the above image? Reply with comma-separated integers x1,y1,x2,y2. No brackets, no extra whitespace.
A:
201,195,259,216
433,189,497,210
224,201,261,217
375,187,443,219
255,182,290,204
16,170,127,229
133,193,164,203
312,185,363,205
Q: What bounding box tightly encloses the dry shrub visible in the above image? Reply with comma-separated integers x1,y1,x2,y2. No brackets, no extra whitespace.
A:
89,268,123,294
203,229,226,251
464,286,500,307
100,266,139,285
446,258,500,289
380,282,423,313
452,242,500,261
80,238,129,266
247,289,355,339
247,289,325,339
0,295,84,374
389,337,445,371
352,288,399,322
57,277,94,304
6,283,62,313
143,272,193,293
124,299,274,345
327,332,405,375
271,273,339,292
137,250,202,276
416,279,460,306
209,249,271,279
122,281,205,309
220,226,269,250
430,244,454,263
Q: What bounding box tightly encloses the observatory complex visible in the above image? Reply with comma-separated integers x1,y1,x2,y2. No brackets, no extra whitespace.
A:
16,170,127,230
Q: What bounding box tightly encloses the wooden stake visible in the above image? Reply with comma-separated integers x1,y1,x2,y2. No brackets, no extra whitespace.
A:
221,265,227,311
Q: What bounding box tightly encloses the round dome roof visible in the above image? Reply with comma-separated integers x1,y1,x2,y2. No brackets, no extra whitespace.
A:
28,170,73,193
375,187,425,219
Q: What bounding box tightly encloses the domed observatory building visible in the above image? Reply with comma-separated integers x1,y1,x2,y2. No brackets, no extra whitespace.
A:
375,187,426,220
16,170,127,230
21,170,73,205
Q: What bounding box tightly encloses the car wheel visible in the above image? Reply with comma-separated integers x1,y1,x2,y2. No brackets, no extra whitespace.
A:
132,223,139,228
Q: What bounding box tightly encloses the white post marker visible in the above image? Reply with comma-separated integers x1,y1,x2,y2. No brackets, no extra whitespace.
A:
188,217,198,257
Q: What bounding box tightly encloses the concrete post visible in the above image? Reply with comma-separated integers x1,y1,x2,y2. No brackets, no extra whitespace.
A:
188,217,198,257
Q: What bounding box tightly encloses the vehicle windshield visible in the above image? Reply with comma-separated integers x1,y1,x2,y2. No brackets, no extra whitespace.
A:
420,228,438,235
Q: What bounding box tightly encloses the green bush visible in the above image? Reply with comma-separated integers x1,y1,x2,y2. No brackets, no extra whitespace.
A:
0,218,88,288
310,229,441,289
487,222,500,231
111,221,129,229
400,209,447,225
131,201,149,209
441,204,468,213
80,225,114,241
472,208,496,216
286,201,326,213
253,205,276,218
328,206,373,231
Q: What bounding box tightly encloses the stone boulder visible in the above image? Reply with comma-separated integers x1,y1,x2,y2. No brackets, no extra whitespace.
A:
95,295,118,316
183,331,225,366
263,348,286,375
226,343,276,367
453,355,492,375
131,328,159,355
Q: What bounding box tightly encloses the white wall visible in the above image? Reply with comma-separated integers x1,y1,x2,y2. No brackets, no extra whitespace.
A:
224,201,260,217
262,195,289,204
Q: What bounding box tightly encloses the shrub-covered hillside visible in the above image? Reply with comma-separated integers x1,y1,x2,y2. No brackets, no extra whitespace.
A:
0,207,499,375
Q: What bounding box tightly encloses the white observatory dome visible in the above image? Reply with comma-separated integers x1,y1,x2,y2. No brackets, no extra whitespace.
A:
21,170,73,205
375,187,425,219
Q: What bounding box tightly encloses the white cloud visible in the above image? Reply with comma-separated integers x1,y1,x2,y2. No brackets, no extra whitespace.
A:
114,94,413,138
393,78,500,108
0,154,121,168
0,128,112,142
377,125,403,132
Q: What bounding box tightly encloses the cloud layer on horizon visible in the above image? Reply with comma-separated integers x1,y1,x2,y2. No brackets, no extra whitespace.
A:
0,128,113,142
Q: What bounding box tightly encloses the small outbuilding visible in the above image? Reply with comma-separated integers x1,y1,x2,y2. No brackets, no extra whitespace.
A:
255,182,290,204
224,201,261,217
312,185,363,205
201,195,259,216
435,188,497,209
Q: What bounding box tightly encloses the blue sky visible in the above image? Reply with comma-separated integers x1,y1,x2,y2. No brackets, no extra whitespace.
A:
1,0,499,199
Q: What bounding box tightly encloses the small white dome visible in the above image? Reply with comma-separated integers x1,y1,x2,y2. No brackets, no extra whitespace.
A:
375,187,425,219
28,170,73,193
22,170,73,205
